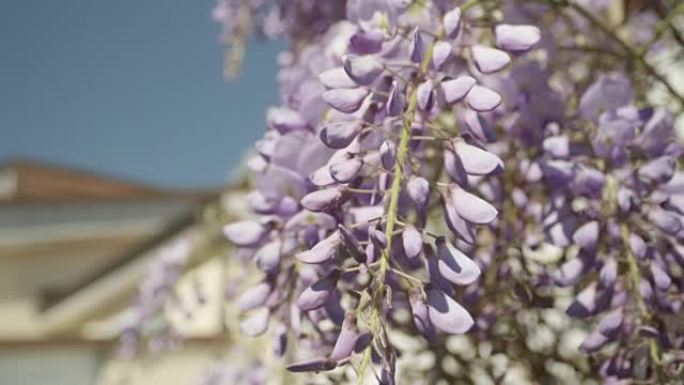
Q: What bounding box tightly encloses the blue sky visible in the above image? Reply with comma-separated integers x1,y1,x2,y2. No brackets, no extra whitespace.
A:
0,0,282,188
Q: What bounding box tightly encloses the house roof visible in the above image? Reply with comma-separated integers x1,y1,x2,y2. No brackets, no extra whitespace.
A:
0,159,229,338
0,159,169,204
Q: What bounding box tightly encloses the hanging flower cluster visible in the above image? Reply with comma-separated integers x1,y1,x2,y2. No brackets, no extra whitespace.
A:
126,1,684,384
223,0,544,382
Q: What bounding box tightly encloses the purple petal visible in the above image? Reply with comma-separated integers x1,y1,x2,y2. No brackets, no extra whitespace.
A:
349,29,384,55
464,109,497,142
440,76,476,104
427,288,474,334
286,358,337,373
452,139,503,175
344,56,384,86
309,165,336,187
573,168,603,194
409,292,437,341
436,238,481,285
318,67,357,89
416,79,434,111
273,324,288,356
638,325,659,338
599,258,618,287
443,194,476,244
598,309,623,338
638,156,676,184
543,135,570,158
407,176,430,206
386,80,405,116
552,258,585,287
442,7,462,38
238,281,272,311
495,24,541,52
432,41,451,69
330,313,361,361
629,233,647,259
301,185,349,212
240,307,269,336
639,280,653,302
297,270,339,311
330,156,363,183
617,187,634,212
648,207,681,235
566,283,597,318
255,240,282,273
388,0,411,9
224,221,267,247
579,330,609,353
323,88,369,113
370,225,388,249
410,27,425,63
338,229,364,265
319,121,362,149
572,221,599,251
247,191,280,214
651,262,672,290
267,107,308,133
378,140,397,171
448,185,498,224
579,73,634,122
471,45,510,74
296,231,341,264
465,85,502,112
402,225,423,259
284,211,337,232
444,149,468,186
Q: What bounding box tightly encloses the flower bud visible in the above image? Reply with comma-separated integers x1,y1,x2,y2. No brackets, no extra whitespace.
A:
447,185,498,224
223,221,267,247
267,107,308,133
323,88,369,113
238,281,272,311
255,239,282,273
402,225,423,259
471,45,511,74
330,313,361,361
495,24,541,52
426,288,474,334
465,85,502,111
436,238,481,285
443,7,462,38
286,358,337,373
452,139,503,176
240,307,269,337
301,185,349,212
416,79,434,111
329,155,363,183
319,120,362,149
432,41,451,69
380,139,397,170
440,76,475,105
573,221,600,252
344,56,384,86
296,231,341,264
410,27,425,63
297,270,340,311
319,67,357,89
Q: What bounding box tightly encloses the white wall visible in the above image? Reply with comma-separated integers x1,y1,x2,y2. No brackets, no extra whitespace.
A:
0,346,101,385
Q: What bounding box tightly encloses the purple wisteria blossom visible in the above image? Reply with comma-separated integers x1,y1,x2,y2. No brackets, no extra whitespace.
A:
126,1,684,384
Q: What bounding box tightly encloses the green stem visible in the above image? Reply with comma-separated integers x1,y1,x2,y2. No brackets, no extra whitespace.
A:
356,21,446,385
620,224,662,371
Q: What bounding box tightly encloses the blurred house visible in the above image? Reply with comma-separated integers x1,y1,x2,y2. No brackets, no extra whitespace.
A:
0,160,238,385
